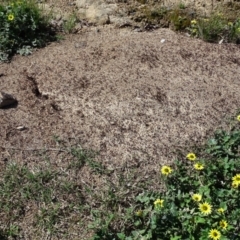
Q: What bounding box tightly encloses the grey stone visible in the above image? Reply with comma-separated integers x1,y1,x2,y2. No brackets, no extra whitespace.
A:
16,126,26,131
0,92,18,108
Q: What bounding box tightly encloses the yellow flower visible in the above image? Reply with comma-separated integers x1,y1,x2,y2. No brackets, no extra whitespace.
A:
135,210,143,217
8,14,14,21
228,22,233,26
192,193,202,202
232,180,239,188
194,162,204,170
191,19,197,25
233,174,240,184
209,229,221,240
161,166,173,176
186,153,196,161
154,199,164,208
237,115,240,121
219,220,228,230
217,208,224,214
199,202,212,215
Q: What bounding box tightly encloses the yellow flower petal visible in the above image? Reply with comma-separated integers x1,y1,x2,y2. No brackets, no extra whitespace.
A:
191,19,197,25
8,14,14,21
192,193,202,202
186,153,196,161
232,180,239,188
154,199,164,208
194,162,204,170
135,210,143,217
219,220,228,230
209,229,221,240
161,166,173,176
217,208,224,214
232,174,240,184
199,202,212,215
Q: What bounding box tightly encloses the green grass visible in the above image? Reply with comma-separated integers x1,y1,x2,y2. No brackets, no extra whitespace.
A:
62,12,78,33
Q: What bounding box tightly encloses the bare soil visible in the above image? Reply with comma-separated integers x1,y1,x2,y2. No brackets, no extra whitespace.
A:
1,26,240,167
0,1,240,239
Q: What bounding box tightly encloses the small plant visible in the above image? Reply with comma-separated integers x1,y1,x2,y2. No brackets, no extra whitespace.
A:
63,13,78,33
169,8,191,31
92,114,240,239
36,204,62,234
188,14,240,43
227,18,240,43
0,0,56,61
197,13,228,43
179,3,186,10
6,224,19,237
69,147,107,174
188,19,199,36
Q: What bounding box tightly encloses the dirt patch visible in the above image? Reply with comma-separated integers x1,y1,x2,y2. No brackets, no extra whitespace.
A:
1,26,240,168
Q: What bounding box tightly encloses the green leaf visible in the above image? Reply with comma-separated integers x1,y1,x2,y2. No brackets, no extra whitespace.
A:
208,138,217,145
195,217,206,224
117,232,126,240
171,236,182,240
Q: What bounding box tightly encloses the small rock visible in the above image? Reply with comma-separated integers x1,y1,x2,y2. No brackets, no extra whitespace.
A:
0,92,18,108
219,39,224,44
16,126,26,131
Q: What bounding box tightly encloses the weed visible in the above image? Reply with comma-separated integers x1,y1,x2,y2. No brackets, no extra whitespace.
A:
0,156,87,237
188,13,240,43
6,224,19,237
69,147,107,174
228,18,240,43
36,204,62,234
169,8,191,31
0,164,57,220
197,13,228,43
63,13,78,33
179,3,186,10
0,0,56,61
